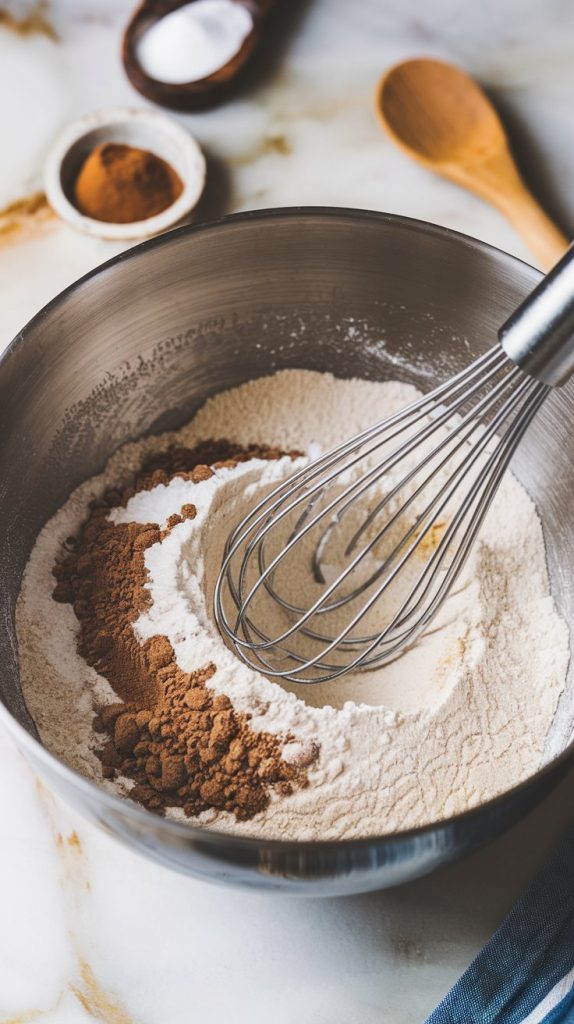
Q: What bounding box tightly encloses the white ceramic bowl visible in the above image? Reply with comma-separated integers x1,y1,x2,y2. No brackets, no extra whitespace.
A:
44,107,206,241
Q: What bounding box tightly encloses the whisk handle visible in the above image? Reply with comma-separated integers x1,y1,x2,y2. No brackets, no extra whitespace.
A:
499,243,574,386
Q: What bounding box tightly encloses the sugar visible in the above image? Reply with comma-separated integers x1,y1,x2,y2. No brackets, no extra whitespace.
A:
136,0,253,85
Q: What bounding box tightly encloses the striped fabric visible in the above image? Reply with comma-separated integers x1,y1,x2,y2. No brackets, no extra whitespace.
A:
425,824,574,1024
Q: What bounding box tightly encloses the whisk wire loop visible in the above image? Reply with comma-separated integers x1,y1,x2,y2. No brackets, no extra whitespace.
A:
230,377,547,684
214,345,549,684
226,350,512,640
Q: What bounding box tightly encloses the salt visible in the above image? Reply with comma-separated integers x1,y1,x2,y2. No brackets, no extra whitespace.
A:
137,0,253,85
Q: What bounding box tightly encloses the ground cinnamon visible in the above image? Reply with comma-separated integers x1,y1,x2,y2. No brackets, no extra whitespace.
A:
52,440,317,821
73,142,183,223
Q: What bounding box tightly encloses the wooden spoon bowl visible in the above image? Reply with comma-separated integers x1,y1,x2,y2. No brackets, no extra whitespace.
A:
123,0,275,111
376,57,568,270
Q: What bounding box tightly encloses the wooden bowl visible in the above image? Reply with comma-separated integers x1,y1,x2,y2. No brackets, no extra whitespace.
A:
123,0,276,111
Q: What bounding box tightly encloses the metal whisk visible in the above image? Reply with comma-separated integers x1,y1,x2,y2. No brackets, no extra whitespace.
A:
214,246,574,684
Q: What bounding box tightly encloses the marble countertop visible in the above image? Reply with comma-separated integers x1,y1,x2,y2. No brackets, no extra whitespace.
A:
2,0,574,1020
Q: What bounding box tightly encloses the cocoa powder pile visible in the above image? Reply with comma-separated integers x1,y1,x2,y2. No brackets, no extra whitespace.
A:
52,439,316,820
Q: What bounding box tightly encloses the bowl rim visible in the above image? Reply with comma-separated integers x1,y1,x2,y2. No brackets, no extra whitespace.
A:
3,204,571,853
44,106,206,241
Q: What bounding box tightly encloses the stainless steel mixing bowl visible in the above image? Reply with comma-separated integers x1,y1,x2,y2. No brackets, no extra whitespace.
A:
1,209,573,895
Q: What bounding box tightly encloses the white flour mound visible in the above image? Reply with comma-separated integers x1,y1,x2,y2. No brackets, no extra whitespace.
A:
16,370,570,840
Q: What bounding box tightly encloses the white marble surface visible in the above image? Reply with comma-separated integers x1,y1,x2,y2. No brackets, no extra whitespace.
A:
2,0,574,1020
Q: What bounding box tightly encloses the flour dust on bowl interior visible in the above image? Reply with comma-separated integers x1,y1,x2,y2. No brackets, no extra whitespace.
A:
1,209,573,895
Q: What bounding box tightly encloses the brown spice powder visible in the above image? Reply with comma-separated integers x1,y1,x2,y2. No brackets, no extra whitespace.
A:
53,440,317,820
73,143,183,224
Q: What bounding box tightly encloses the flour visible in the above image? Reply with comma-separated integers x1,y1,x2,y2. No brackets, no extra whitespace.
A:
16,370,570,840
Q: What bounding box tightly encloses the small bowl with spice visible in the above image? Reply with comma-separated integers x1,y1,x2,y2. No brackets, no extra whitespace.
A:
44,107,206,240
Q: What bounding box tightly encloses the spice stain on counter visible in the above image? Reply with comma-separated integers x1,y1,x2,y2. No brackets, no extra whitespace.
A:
232,133,293,167
27,778,130,1019
0,192,55,246
0,1014,42,1024
0,1014,48,1023
32,769,92,900
55,829,90,890
56,827,85,868
66,829,82,852
0,1,58,41
3,962,135,1024
69,960,134,1024
393,935,426,964
258,72,361,126
0,966,134,1024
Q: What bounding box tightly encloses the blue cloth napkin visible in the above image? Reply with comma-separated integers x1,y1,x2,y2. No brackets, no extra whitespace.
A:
425,824,574,1024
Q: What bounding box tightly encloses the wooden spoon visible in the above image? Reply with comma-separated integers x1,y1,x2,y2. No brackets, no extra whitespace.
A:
375,57,568,270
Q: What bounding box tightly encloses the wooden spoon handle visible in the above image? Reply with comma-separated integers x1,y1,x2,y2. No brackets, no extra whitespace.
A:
431,141,568,271
466,151,570,271
496,186,569,272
